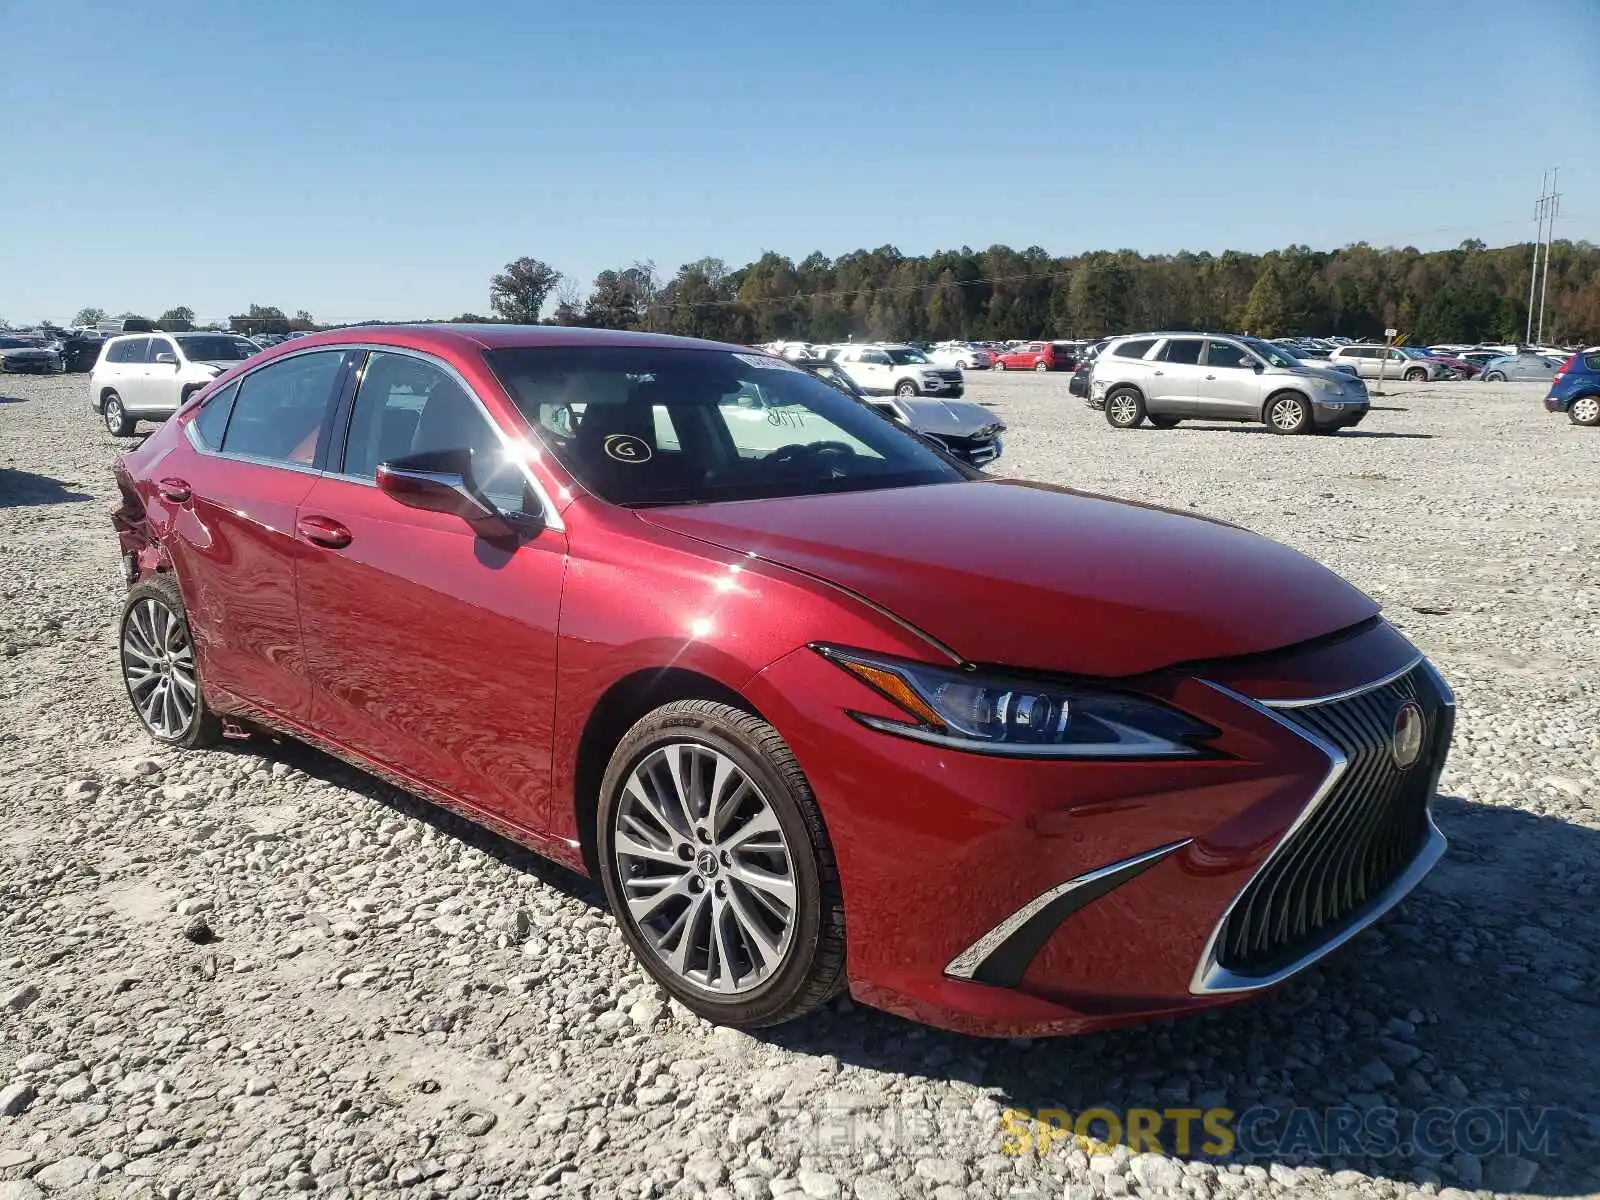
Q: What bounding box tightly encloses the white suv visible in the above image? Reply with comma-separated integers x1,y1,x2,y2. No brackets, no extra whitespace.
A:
91,332,259,435
831,344,965,398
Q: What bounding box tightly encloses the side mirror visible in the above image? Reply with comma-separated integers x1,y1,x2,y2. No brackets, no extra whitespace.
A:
154,352,178,367
376,448,516,535
1251,361,1264,373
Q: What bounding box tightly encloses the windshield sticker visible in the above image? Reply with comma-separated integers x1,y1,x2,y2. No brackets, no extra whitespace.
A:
734,353,801,372
603,434,653,464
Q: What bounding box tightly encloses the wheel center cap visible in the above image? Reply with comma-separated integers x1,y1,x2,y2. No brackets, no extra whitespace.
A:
695,849,719,878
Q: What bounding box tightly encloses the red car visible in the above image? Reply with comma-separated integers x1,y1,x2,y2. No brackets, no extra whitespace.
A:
111,324,1454,1037
992,340,1072,372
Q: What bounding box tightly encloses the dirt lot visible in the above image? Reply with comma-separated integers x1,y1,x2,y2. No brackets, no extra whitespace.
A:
1,370,1597,1200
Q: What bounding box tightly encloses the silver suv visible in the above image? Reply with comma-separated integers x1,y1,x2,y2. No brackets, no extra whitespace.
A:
1089,332,1370,434
1325,344,1450,381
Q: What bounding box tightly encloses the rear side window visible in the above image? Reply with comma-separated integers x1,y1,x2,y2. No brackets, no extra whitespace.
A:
221,351,346,466
1159,338,1204,365
1584,353,1600,372
1113,339,1155,360
108,337,150,364
192,381,240,449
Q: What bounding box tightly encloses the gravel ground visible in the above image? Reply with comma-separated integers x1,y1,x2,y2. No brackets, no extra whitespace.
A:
1,370,1597,1200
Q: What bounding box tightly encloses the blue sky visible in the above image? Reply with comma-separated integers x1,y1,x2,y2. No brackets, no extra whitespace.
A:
2,0,1595,325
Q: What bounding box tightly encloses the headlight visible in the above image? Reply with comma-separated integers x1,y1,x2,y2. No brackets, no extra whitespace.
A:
815,646,1217,758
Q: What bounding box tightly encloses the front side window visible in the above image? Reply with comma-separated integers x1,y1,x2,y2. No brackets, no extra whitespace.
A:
1203,341,1254,370
487,346,968,507
1159,338,1204,365
343,352,534,515
885,348,931,365
148,337,178,365
220,350,345,466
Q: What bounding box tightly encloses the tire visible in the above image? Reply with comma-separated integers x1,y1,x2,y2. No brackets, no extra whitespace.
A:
118,575,223,750
1484,371,1506,383
1148,416,1181,429
1265,392,1312,435
1570,395,1600,427
1403,368,1427,382
1033,361,1048,372
596,699,846,1028
102,391,135,437
993,361,1006,372
1104,387,1146,429
956,360,969,370
895,380,920,398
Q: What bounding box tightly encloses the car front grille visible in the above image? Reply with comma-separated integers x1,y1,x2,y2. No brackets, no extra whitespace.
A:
1215,663,1453,976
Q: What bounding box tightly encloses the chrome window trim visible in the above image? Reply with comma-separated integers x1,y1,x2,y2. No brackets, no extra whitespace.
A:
180,342,565,532
944,839,1192,982
1189,660,1454,995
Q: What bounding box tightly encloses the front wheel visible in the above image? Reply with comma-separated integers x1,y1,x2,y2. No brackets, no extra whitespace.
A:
895,380,920,398
596,700,846,1028
1104,387,1146,429
993,361,1006,372
102,391,135,437
1484,371,1507,383
1404,368,1427,382
1266,393,1311,434
119,575,222,749
1570,395,1600,426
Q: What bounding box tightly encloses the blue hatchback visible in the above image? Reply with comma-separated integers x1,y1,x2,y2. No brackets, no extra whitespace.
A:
1545,348,1600,427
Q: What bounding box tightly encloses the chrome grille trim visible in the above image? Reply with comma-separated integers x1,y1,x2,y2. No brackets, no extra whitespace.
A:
1191,661,1454,995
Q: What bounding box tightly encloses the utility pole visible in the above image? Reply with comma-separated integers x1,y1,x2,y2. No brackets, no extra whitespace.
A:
1527,169,1560,346
1537,168,1560,345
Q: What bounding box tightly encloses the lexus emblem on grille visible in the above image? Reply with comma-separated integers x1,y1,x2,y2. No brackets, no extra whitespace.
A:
1391,701,1425,769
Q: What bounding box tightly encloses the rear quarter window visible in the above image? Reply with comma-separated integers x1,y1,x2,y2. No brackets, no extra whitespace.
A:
1583,352,1600,372
191,380,240,449
1112,339,1155,360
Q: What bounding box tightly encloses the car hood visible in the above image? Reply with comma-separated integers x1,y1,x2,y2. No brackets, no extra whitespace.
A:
897,397,1002,437
639,479,1380,677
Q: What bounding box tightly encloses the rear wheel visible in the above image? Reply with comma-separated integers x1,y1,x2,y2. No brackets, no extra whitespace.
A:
1104,387,1146,429
1570,395,1600,427
1484,371,1507,382
119,575,222,749
102,391,135,437
596,700,845,1028
1033,361,1048,372
1266,392,1312,435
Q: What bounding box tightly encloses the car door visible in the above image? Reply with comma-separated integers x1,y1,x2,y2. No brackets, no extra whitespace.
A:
112,337,153,410
145,336,184,415
158,348,355,721
292,349,568,839
1197,338,1267,420
1145,337,1205,416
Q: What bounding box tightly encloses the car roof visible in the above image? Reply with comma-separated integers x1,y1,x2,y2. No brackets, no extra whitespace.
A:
270,323,752,357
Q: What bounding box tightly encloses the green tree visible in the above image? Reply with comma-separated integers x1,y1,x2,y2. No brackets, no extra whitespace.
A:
229,305,290,336
489,257,563,324
158,306,196,331
72,307,108,327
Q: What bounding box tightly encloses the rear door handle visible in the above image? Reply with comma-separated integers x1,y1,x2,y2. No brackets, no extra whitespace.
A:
1153,370,1165,376
296,515,353,549
157,477,191,503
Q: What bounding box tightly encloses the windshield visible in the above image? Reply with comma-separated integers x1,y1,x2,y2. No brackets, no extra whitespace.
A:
885,348,931,365
176,334,256,362
1400,347,1433,359
1239,337,1302,369
486,346,969,507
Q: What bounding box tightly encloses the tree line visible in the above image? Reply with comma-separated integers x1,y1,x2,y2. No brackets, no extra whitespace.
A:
486,238,1600,346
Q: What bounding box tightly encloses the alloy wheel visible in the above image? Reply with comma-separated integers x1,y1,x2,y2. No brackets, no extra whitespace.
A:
613,743,797,995
121,597,198,739
1270,397,1305,431
104,399,124,434
1108,395,1139,426
1571,396,1600,426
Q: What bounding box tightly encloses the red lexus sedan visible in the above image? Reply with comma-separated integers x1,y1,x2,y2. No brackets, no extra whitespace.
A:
110,325,1454,1037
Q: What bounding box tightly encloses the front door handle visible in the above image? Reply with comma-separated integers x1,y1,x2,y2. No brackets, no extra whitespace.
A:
1205,374,1217,380
1153,370,1165,376
157,477,191,503
297,515,353,549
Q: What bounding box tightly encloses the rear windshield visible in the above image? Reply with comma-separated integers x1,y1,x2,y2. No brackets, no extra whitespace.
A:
176,335,257,362
486,346,969,507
